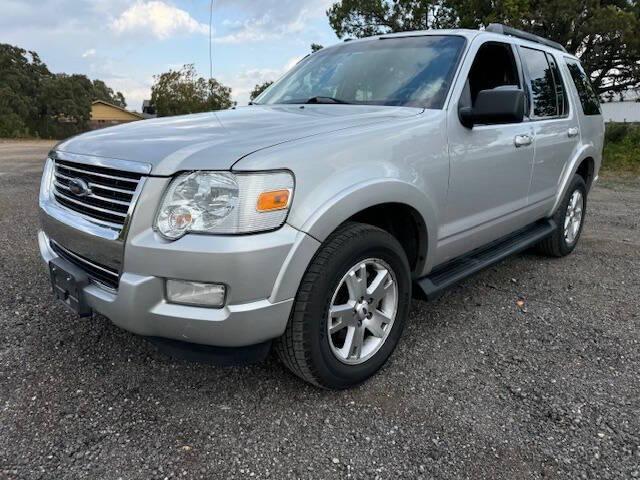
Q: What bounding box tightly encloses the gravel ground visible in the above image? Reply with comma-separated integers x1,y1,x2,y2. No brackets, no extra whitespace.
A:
1,140,639,480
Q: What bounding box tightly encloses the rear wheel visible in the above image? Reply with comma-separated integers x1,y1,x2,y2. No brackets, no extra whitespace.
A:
538,174,587,257
275,222,412,389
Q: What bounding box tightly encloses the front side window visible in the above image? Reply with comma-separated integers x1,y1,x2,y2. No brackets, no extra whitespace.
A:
255,36,466,109
565,58,601,115
464,41,520,107
520,47,559,118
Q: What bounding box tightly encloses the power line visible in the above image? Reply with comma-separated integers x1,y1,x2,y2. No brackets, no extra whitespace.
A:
209,0,214,79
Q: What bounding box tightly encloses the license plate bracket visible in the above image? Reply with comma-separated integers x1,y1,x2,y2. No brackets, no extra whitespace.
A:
49,258,92,317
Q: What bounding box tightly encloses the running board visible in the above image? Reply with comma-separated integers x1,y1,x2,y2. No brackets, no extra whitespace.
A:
417,219,556,301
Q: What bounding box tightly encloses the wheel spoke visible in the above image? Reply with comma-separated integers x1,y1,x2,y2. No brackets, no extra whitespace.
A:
329,302,356,333
571,192,578,210
365,311,391,338
366,269,390,305
345,264,367,300
340,325,365,360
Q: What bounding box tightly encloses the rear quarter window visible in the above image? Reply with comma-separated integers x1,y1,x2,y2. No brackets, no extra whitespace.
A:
520,46,559,118
564,59,601,115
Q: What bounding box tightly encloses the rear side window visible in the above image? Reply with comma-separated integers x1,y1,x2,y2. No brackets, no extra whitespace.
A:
565,58,601,115
520,46,565,118
546,54,568,116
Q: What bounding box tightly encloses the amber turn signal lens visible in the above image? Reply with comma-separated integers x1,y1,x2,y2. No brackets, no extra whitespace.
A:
256,189,290,212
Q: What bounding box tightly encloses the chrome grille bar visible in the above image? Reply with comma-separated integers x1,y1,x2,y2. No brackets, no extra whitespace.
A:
55,171,136,195
53,190,128,218
51,157,143,231
53,181,132,206
50,240,120,290
55,163,142,183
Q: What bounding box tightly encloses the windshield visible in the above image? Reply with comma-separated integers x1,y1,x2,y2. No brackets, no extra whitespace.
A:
255,35,466,109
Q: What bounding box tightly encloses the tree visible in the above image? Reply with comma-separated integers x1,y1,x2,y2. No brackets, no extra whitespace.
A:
151,64,233,117
92,79,127,108
311,43,325,52
250,81,274,101
37,74,94,138
0,42,128,138
326,0,640,96
0,44,49,137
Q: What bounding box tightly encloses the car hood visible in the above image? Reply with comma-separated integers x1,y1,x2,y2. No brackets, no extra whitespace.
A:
55,105,421,175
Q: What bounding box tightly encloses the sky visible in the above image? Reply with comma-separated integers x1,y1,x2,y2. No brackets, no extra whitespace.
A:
0,0,340,110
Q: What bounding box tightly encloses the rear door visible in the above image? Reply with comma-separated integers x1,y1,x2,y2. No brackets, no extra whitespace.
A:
518,46,581,206
563,58,605,169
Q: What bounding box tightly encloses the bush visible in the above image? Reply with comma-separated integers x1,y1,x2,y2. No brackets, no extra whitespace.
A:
604,122,630,143
602,122,640,175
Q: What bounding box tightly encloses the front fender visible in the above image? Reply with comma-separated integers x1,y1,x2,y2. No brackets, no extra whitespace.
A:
288,178,438,269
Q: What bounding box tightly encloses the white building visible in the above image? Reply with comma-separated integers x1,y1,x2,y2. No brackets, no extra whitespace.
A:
601,101,640,123
600,89,640,123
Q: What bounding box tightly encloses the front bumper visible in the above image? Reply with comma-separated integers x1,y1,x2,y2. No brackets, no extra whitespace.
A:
38,228,310,347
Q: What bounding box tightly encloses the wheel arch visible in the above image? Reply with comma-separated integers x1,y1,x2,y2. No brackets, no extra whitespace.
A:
550,144,600,216
296,179,437,275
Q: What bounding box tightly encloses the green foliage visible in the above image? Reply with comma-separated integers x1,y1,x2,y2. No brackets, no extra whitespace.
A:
37,74,94,138
326,0,640,96
604,122,632,143
250,81,274,102
151,64,234,117
603,123,640,175
0,42,127,139
92,80,127,108
0,44,48,137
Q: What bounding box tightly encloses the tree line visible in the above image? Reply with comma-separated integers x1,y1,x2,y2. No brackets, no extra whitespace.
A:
252,0,639,104
0,44,128,138
3,2,637,139
326,0,640,96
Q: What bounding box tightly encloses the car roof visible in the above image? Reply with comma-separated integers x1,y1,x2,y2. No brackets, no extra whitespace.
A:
327,29,579,62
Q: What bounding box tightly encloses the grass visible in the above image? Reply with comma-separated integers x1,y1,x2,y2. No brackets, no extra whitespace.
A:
602,122,640,177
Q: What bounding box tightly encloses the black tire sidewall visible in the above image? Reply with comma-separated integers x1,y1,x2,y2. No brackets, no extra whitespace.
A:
303,227,411,389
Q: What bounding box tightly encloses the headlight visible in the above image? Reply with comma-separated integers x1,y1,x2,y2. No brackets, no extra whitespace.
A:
155,171,294,239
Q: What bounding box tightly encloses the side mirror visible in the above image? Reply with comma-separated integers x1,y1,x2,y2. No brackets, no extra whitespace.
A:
459,88,526,128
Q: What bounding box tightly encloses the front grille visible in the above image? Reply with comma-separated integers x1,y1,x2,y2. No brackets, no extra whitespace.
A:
51,241,120,290
52,159,143,230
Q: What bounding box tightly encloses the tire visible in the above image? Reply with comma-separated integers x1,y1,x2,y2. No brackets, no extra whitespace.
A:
275,222,412,389
537,174,587,257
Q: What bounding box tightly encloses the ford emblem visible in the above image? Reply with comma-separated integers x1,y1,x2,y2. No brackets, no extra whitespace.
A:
68,178,91,197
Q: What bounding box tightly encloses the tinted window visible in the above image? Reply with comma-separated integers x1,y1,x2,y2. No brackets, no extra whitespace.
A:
466,42,520,106
546,53,568,116
256,36,466,109
520,47,557,118
565,59,601,115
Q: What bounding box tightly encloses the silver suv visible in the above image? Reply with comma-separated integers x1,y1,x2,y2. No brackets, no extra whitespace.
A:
39,25,604,389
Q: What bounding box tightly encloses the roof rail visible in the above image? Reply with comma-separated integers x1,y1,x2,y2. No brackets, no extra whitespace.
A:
485,23,567,53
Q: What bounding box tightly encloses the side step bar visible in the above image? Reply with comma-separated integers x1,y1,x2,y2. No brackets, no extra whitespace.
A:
417,219,556,301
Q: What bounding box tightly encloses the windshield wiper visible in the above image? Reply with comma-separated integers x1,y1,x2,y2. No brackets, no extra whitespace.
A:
304,96,352,105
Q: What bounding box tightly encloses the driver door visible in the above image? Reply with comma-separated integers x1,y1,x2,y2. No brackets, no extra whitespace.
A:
438,39,535,264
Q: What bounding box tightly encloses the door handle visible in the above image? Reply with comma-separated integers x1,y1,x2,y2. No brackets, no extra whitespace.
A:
514,134,533,147
568,127,579,138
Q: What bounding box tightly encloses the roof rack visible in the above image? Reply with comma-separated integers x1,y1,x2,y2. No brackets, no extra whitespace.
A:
485,23,567,52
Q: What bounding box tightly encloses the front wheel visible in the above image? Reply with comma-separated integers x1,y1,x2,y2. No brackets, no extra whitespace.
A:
538,174,587,257
275,222,412,389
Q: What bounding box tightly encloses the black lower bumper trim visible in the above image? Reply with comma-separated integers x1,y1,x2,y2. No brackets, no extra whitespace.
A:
146,337,272,366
